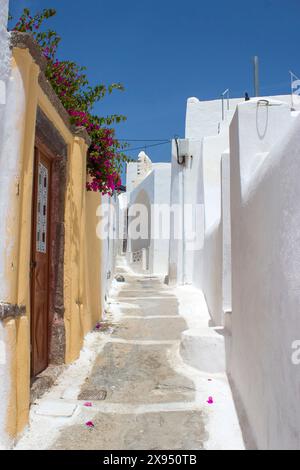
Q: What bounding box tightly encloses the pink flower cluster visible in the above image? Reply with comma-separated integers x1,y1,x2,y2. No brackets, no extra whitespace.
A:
69,109,90,127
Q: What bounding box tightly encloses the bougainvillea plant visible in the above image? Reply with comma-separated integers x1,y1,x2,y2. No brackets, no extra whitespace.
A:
11,8,129,195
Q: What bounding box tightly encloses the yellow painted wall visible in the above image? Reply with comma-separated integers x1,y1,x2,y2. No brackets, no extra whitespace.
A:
64,137,87,363
84,187,102,334
2,46,103,443
2,48,39,442
64,143,103,364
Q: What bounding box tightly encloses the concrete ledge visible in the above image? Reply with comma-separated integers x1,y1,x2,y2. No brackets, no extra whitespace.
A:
180,327,226,373
0,302,26,321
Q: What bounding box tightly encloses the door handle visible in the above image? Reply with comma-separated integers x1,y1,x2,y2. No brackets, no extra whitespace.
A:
30,261,37,270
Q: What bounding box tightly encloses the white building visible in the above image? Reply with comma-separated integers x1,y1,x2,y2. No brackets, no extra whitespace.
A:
122,151,171,276
99,193,119,306
167,92,300,449
228,98,300,450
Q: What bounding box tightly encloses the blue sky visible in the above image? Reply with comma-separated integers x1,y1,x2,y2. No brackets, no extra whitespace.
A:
8,0,300,178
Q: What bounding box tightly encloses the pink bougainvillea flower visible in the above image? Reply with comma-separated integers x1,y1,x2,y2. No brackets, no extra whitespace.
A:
85,421,95,428
84,402,93,407
207,396,214,405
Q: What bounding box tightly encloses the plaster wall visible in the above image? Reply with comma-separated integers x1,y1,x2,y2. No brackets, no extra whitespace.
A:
100,193,119,307
168,139,204,287
169,96,239,291
64,136,90,364
129,173,153,254
0,35,102,445
0,0,10,87
186,95,299,141
221,151,232,313
181,94,294,324
84,191,102,332
117,192,128,255
126,162,138,193
125,170,154,273
0,321,9,449
0,1,13,447
202,132,229,326
109,194,119,288
228,100,300,449
151,163,171,275
0,44,38,446
186,96,244,140
126,163,171,276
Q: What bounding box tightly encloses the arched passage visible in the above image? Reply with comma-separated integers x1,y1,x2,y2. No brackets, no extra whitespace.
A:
128,189,152,271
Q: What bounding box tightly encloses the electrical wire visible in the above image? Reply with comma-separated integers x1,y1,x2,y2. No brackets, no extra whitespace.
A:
123,140,171,153
118,139,171,142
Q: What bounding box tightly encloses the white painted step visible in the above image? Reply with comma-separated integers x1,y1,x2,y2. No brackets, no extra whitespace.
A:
180,327,226,373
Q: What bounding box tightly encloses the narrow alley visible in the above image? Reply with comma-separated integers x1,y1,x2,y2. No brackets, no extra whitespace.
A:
2,0,300,454
16,259,244,451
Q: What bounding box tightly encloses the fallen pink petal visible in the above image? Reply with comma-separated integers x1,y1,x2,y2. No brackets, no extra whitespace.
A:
84,402,93,407
207,397,214,405
85,421,95,428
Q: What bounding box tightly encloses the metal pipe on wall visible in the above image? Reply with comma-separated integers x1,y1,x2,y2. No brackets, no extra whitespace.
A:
253,56,260,97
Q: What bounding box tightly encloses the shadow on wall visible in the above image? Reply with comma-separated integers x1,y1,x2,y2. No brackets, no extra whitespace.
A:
227,375,258,450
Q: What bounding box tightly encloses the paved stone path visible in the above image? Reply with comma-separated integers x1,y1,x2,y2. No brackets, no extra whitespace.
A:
16,259,244,450
51,265,207,450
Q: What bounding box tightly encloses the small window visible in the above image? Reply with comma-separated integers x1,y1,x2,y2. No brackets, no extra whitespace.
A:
36,162,48,253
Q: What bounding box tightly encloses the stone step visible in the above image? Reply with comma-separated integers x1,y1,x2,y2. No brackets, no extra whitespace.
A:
180,327,226,373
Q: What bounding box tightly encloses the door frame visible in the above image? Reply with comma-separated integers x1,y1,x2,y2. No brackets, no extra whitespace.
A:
30,141,54,377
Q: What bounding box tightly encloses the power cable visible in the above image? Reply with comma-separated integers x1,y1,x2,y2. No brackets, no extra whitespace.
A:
118,139,171,142
123,140,171,153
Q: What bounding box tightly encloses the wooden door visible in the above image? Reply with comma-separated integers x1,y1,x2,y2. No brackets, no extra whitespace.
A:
30,148,52,377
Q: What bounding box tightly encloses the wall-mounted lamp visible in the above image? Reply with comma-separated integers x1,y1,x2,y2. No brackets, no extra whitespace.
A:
175,137,189,165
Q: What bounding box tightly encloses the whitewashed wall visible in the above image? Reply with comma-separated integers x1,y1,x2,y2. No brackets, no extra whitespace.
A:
168,138,204,287
186,97,243,140
0,0,13,449
151,163,171,275
127,170,154,273
117,192,128,255
169,97,233,300
126,163,171,276
169,97,238,293
0,322,9,449
228,99,300,449
126,162,138,193
100,194,119,309
0,0,14,302
221,151,232,314
202,131,229,326
180,94,295,326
